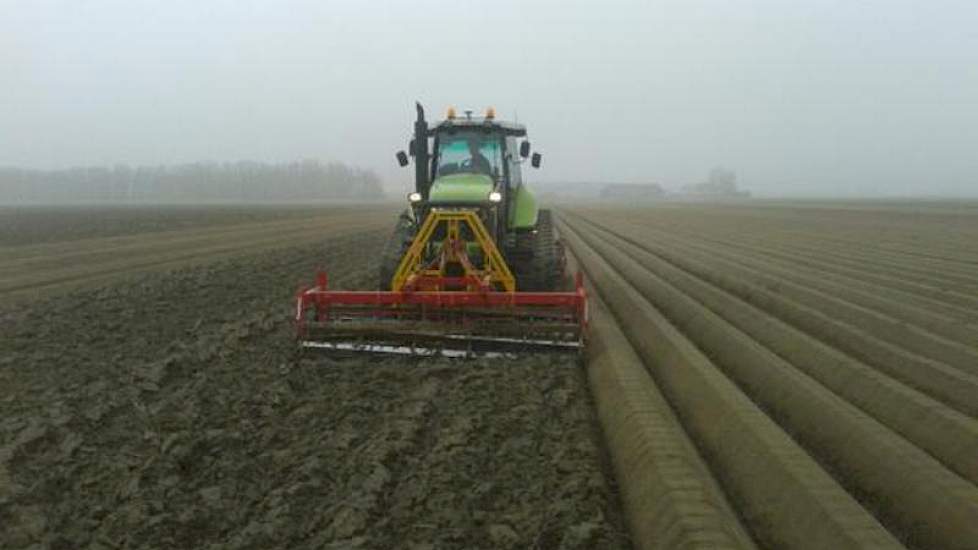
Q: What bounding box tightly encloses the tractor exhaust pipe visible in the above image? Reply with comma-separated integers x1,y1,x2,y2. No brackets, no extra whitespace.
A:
414,102,430,199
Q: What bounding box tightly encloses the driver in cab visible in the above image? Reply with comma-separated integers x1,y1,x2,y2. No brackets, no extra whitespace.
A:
465,140,492,175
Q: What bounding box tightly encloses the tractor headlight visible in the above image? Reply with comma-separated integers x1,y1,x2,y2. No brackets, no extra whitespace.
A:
488,191,502,203
408,192,422,203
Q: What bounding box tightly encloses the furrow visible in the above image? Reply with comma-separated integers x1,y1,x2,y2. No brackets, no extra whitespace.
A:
563,215,978,550
576,214,978,350
568,212,978,413
584,290,758,549
579,216,978,483
559,218,905,550
0,222,389,299
587,208,978,313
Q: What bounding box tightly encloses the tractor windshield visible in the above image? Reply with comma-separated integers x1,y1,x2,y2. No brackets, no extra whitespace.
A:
435,132,503,179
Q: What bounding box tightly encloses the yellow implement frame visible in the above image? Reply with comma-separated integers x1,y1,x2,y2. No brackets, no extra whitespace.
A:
391,209,516,292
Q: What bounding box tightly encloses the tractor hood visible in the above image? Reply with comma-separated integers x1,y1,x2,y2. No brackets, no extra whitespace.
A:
428,173,494,204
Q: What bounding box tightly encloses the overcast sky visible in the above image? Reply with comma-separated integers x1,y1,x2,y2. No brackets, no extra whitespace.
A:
3,0,977,197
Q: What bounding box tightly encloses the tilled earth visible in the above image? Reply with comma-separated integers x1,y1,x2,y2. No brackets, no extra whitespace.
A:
0,228,628,549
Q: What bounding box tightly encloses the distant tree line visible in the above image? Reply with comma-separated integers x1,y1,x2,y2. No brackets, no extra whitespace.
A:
0,160,384,204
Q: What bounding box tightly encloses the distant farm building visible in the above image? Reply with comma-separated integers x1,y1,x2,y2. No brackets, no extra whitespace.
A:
599,183,665,201
680,167,751,198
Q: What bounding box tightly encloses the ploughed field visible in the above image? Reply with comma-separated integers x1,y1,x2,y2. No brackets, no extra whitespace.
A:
562,201,978,550
0,206,628,549
4,201,978,550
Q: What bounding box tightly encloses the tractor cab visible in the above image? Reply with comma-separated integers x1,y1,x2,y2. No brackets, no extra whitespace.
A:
427,108,541,208
395,105,543,244
433,129,501,179
385,102,560,291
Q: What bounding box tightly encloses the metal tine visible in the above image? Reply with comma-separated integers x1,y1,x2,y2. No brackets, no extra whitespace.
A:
298,338,583,360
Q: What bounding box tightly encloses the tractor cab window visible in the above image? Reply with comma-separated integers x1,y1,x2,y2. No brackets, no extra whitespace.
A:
435,132,503,179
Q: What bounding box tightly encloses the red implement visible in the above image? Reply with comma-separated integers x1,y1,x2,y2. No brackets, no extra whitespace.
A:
295,271,588,357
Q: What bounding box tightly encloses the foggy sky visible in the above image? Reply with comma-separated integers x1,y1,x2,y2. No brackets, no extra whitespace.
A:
3,0,977,197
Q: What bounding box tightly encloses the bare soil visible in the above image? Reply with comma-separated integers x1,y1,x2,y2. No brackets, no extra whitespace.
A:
14,200,975,549
0,205,360,246
0,210,628,550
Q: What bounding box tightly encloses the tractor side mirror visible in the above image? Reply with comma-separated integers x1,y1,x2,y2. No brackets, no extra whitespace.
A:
531,152,542,168
520,141,531,158
396,151,409,167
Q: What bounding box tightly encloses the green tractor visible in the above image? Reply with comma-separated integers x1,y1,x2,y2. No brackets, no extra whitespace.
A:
379,103,566,292
294,103,586,356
